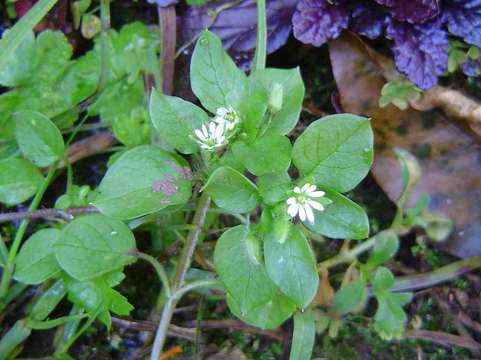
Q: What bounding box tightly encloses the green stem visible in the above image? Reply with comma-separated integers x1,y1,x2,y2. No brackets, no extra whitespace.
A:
391,256,481,293
150,192,211,360
317,237,377,270
253,0,267,71
97,0,111,92
0,164,57,299
131,251,172,298
173,279,220,301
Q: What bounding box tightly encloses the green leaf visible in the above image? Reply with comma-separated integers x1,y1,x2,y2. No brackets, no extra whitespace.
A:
264,225,319,308
149,90,208,154
14,111,65,167
190,31,248,112
290,309,316,360
257,171,291,205
55,214,136,281
0,31,35,87
238,87,268,138
248,68,304,135
0,157,43,205
0,0,59,71
112,107,150,148
0,320,32,360
374,291,412,340
30,279,66,320
372,267,395,292
331,278,367,314
379,80,422,110
367,230,399,267
292,114,373,193
93,145,192,220
203,166,259,214
304,188,369,240
14,228,61,285
232,134,292,176
214,226,296,329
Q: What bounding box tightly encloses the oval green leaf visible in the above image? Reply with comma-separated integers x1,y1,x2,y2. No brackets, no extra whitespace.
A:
191,31,248,112
304,188,369,240
203,166,259,214
214,225,296,329
293,114,373,193
0,157,43,205
264,225,319,308
14,228,61,285
149,90,208,154
14,110,65,167
93,145,192,220
55,214,136,281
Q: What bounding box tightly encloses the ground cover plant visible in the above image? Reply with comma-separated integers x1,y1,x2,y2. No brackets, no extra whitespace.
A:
0,0,481,359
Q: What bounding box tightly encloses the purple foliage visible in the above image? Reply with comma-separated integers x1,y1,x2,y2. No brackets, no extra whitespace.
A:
386,18,448,89
181,0,297,67
374,0,439,24
292,0,349,46
444,0,481,47
350,4,387,39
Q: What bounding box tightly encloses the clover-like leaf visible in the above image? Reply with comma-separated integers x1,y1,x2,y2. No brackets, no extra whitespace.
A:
0,157,43,205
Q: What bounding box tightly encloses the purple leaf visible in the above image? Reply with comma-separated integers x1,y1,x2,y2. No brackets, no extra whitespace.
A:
444,0,481,48
386,18,448,89
181,0,297,67
146,0,178,6
374,0,439,24
350,3,387,39
292,0,349,46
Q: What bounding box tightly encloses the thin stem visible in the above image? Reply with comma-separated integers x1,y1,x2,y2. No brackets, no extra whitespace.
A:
390,256,481,293
173,279,220,301
150,192,211,360
0,206,98,224
130,250,172,298
317,237,376,270
253,0,267,71
97,0,111,92
0,164,58,299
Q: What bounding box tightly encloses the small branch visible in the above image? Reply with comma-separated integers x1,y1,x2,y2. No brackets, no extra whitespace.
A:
129,250,172,298
390,256,481,293
158,5,176,95
150,193,211,360
0,207,98,224
403,330,481,351
317,237,376,270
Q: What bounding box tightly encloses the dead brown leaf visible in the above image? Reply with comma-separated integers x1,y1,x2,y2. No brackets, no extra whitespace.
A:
328,33,481,258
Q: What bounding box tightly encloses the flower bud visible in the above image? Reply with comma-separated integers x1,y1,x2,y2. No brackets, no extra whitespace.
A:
268,82,283,114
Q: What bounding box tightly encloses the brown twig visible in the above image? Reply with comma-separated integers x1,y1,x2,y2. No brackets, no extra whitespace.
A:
403,329,481,351
0,206,98,223
158,5,176,95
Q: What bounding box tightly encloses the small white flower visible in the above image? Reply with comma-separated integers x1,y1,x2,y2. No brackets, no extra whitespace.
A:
213,106,239,131
286,183,326,223
194,121,227,151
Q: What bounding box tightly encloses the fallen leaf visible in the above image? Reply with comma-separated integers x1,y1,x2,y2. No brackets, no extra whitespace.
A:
328,33,481,258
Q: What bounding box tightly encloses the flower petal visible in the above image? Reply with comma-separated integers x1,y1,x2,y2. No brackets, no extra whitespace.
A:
304,203,315,223
202,124,209,137
308,200,324,211
286,197,297,205
309,191,325,198
294,186,301,194
301,183,311,192
209,121,216,135
195,129,206,141
288,203,299,217
298,205,306,222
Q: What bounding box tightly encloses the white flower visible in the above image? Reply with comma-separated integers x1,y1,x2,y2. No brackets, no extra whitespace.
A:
194,121,227,151
214,106,239,131
286,183,326,223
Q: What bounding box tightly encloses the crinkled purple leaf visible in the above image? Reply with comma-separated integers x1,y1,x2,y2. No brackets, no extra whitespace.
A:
181,0,297,67
292,0,349,47
146,0,178,6
386,18,448,89
463,57,481,77
350,3,387,39
374,0,439,24
444,0,481,48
